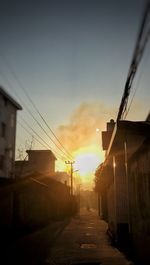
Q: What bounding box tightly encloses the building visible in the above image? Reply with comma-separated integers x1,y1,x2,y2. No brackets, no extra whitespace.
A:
95,118,150,245
15,150,57,177
26,150,56,174
0,87,22,178
129,136,150,263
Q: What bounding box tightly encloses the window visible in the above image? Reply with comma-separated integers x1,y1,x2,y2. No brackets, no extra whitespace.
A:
3,96,7,106
10,113,15,128
9,150,13,159
1,122,6,138
0,155,4,170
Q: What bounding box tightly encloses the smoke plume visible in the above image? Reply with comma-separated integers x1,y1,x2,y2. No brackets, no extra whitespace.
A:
57,102,116,152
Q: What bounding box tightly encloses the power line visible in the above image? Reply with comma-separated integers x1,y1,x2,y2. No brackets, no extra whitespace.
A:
18,121,49,150
18,120,67,161
0,53,74,160
124,45,150,119
20,117,67,160
21,117,55,149
0,68,73,160
117,1,150,121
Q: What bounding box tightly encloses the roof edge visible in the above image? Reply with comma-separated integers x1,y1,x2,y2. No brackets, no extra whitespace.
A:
0,86,22,110
26,149,57,160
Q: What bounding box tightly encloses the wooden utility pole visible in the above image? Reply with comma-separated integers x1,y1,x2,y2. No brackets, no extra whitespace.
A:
65,161,75,195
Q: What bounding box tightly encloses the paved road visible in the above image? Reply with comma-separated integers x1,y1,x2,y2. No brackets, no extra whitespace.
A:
2,209,134,265
44,208,134,265
2,219,69,265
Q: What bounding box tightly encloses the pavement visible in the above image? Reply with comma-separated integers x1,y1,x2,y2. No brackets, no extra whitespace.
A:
2,208,134,265
2,219,70,265
44,208,134,265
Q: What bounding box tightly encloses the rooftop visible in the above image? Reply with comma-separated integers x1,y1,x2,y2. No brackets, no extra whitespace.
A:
107,120,150,156
26,149,57,160
0,86,22,110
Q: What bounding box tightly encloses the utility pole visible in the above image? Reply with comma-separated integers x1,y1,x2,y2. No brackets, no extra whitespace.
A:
65,161,75,195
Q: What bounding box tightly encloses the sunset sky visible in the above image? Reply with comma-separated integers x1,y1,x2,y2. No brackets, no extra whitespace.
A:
0,0,149,188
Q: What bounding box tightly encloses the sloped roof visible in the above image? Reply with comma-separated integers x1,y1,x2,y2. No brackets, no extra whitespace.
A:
0,86,22,110
146,111,150,121
107,120,150,156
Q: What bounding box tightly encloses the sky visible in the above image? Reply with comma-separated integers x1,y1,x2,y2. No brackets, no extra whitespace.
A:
0,0,149,187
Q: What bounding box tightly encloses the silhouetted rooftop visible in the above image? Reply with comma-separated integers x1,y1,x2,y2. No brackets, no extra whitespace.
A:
26,149,57,160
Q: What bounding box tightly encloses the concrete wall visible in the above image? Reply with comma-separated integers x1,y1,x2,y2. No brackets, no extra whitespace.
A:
129,139,150,264
0,175,76,240
0,94,17,178
106,131,147,243
107,184,116,235
105,152,129,243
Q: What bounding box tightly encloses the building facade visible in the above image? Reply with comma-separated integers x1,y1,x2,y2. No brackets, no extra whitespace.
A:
129,137,150,263
0,87,22,178
95,119,150,246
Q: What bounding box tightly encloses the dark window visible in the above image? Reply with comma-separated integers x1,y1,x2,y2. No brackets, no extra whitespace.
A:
3,96,7,106
1,122,6,138
0,155,4,170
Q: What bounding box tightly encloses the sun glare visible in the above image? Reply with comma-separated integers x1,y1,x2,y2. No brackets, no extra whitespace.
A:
75,153,99,176
73,145,103,183
56,145,104,189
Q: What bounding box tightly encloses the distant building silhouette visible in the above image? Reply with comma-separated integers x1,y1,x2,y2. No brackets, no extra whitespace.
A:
15,149,57,177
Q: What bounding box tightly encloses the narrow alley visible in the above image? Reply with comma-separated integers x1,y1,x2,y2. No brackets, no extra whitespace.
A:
44,208,133,265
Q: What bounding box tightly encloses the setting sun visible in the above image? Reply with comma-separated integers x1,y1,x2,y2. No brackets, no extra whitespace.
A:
73,145,104,185
56,145,104,189
75,153,100,176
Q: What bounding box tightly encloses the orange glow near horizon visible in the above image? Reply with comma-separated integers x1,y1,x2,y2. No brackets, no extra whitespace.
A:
73,145,104,187
56,144,104,189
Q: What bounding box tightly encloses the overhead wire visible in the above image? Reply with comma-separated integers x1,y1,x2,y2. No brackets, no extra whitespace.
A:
20,117,67,160
0,66,73,160
18,120,66,161
117,1,150,121
124,44,150,119
18,121,49,150
0,53,74,160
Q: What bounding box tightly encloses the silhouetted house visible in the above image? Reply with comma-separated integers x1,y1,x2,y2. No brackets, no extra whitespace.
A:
15,150,57,177
95,119,150,245
0,87,22,178
27,150,56,174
